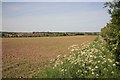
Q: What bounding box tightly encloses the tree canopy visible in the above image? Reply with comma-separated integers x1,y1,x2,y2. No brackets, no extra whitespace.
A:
101,0,120,67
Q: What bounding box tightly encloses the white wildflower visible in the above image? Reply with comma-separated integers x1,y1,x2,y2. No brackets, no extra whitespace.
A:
90,55,93,58
57,55,61,58
104,68,106,70
115,62,119,64
71,49,75,52
108,59,112,63
91,69,94,71
89,60,92,63
95,66,98,69
88,67,91,70
82,64,85,66
111,71,114,74
64,55,66,57
84,71,87,73
113,63,116,66
64,69,67,72
96,74,99,77
61,69,64,72
61,61,63,64
108,65,111,67
94,56,97,59
98,61,100,63
78,70,80,72
92,72,94,74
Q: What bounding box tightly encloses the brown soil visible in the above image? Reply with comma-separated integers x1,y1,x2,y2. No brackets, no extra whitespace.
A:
2,36,96,78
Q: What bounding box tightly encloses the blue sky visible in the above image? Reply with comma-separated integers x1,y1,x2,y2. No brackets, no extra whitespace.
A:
2,2,111,32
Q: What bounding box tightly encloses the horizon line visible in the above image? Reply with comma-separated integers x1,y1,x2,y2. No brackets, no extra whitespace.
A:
1,31,100,33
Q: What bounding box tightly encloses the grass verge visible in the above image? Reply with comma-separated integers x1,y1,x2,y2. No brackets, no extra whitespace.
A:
33,36,120,78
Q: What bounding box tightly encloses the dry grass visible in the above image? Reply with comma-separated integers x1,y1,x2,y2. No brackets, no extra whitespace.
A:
2,36,96,78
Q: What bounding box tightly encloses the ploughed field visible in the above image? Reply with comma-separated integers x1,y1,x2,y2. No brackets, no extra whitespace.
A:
2,36,96,78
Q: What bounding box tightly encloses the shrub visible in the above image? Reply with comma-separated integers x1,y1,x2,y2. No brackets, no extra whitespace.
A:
101,0,120,68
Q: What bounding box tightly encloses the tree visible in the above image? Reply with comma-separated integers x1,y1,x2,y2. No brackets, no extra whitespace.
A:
101,0,120,67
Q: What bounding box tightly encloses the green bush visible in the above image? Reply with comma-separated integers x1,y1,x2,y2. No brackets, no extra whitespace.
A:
101,0,120,68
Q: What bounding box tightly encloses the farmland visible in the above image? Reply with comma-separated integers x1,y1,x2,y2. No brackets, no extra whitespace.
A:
2,1,120,78
2,36,96,78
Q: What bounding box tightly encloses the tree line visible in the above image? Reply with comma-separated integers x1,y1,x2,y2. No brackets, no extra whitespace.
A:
1,32,99,38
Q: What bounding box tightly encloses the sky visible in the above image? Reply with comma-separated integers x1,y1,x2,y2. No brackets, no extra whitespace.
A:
2,0,113,2
0,1,1,31
2,2,111,32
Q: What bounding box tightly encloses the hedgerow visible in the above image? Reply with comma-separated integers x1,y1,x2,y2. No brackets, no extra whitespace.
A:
34,36,120,78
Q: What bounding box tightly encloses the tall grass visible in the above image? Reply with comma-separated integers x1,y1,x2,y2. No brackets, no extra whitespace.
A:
34,36,120,78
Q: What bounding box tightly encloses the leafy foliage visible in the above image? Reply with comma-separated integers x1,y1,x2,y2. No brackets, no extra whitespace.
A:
101,0,120,67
